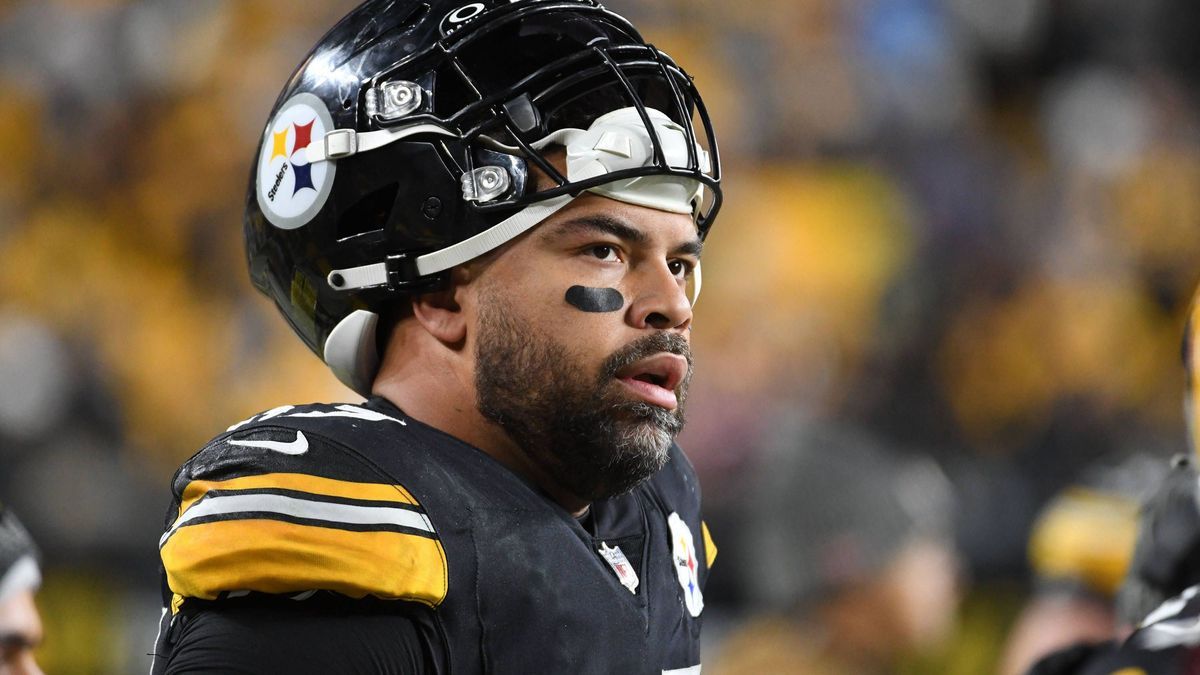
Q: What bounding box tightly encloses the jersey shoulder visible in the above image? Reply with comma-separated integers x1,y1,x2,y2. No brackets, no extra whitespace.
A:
171,400,416,487
1046,585,1200,675
160,401,448,609
1127,584,1200,652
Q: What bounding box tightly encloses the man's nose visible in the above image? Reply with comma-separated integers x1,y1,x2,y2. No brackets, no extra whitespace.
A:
626,262,693,332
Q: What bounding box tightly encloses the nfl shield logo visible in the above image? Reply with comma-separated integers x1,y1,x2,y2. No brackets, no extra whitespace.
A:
598,542,639,594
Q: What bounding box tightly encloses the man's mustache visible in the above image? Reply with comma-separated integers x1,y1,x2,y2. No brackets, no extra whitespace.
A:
601,332,693,382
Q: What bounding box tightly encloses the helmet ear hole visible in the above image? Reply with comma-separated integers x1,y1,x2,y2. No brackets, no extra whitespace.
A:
337,183,399,239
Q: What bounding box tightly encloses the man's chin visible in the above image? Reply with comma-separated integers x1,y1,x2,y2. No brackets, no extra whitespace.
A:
613,421,675,457
556,427,674,501
605,437,674,495
610,400,682,441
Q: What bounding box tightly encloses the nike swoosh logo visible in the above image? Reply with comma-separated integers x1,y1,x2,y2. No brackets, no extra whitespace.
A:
230,430,309,455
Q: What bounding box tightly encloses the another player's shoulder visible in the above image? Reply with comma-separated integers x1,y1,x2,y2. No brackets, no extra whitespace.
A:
1127,584,1200,653
161,399,448,608
1034,586,1200,674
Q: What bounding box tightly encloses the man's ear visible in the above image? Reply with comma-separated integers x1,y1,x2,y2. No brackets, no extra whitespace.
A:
411,266,477,345
412,287,465,345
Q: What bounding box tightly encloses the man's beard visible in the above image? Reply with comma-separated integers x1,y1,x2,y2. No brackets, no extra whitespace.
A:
475,294,692,502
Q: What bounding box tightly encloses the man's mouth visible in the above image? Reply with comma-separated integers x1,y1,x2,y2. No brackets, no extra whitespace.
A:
614,353,689,410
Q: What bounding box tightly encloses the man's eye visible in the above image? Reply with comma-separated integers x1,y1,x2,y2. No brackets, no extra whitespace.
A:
668,260,694,277
589,245,619,261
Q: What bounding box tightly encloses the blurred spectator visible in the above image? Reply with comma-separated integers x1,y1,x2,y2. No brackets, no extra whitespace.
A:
711,422,959,674
0,504,43,675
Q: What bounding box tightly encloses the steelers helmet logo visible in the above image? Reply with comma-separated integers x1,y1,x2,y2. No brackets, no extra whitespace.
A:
256,93,336,230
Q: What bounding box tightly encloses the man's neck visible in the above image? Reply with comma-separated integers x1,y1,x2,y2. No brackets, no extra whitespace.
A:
372,338,590,517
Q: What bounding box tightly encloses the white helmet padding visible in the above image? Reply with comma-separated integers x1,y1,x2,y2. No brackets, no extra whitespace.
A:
530,107,710,216
323,309,381,397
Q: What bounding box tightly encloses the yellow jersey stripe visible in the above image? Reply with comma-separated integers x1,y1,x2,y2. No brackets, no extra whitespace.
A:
179,472,419,517
162,518,448,607
701,521,717,568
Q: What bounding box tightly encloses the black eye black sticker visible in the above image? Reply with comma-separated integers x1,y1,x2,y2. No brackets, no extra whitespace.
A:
565,286,624,313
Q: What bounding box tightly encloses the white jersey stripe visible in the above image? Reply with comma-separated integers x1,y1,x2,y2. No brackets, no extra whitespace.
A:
160,492,435,548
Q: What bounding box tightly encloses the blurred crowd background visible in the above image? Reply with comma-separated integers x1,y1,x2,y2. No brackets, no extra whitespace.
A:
1,0,1199,672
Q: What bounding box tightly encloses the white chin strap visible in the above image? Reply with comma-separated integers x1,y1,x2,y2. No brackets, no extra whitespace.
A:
323,106,711,396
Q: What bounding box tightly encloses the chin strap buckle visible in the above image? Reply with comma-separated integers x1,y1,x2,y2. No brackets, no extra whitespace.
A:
327,252,447,292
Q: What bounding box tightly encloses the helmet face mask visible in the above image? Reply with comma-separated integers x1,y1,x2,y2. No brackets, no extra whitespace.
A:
244,0,722,394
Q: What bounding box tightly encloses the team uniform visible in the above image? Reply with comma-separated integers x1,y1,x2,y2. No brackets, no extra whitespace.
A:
151,398,715,674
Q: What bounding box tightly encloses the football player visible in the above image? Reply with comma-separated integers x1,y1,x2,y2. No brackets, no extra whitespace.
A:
150,1,720,672
0,505,43,675
1020,296,1200,675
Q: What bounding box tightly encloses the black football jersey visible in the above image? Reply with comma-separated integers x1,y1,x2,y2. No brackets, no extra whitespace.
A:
150,397,715,674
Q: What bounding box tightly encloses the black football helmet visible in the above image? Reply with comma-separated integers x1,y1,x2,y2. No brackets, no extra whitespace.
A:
244,0,722,394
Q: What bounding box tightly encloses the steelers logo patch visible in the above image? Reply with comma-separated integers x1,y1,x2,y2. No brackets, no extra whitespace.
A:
667,512,704,617
256,92,336,230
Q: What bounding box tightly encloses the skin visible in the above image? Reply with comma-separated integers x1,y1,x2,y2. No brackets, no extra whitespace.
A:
0,590,42,675
372,191,701,516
